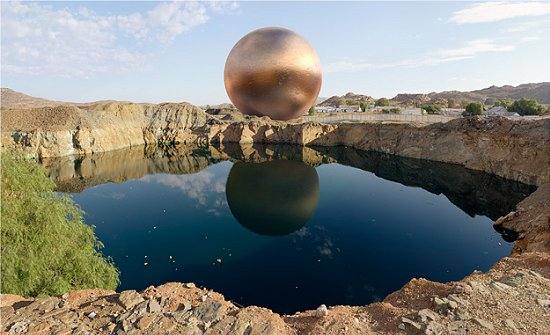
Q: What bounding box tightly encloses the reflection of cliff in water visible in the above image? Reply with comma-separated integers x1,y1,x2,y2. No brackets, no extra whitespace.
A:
226,160,320,236
311,146,536,221
40,145,221,192
41,143,535,221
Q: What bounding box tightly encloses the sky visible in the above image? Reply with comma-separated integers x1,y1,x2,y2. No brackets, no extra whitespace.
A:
1,1,549,105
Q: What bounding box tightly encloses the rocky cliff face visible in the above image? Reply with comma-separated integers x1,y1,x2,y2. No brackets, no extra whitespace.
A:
2,103,549,186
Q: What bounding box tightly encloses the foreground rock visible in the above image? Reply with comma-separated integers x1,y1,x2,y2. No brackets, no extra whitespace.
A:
1,253,548,335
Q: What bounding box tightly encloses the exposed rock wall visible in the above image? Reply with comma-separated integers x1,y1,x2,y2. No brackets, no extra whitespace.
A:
2,104,549,186
205,117,549,186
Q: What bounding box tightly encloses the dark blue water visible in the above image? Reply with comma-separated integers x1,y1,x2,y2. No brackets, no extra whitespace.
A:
47,145,534,313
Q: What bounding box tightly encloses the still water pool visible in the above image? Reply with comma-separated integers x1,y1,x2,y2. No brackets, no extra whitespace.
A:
44,144,534,313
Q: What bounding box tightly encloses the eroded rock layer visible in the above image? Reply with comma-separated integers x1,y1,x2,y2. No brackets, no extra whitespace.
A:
2,104,549,185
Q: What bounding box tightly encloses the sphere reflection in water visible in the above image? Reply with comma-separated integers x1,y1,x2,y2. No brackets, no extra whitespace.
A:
226,160,320,236
224,27,322,121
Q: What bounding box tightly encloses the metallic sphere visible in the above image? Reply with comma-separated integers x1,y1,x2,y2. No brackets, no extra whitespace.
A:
224,27,322,121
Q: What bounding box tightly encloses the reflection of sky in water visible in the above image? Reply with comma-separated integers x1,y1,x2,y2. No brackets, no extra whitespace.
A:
142,168,228,216
69,159,516,314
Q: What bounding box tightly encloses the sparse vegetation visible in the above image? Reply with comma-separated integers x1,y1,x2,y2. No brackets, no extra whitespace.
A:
463,102,485,116
421,104,442,115
508,98,547,116
308,106,315,116
385,107,401,114
494,99,513,109
1,151,119,297
359,101,368,112
375,98,390,107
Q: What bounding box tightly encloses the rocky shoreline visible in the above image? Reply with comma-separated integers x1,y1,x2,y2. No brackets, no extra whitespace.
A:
2,252,549,334
1,103,549,334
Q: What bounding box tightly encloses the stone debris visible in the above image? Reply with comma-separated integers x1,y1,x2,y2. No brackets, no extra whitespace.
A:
118,290,144,309
433,297,457,314
9,321,29,333
147,298,162,313
315,304,328,317
504,319,519,333
401,317,422,330
1,253,549,334
472,318,494,330
418,308,440,323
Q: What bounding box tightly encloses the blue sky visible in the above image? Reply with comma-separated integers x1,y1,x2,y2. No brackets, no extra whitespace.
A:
1,1,549,105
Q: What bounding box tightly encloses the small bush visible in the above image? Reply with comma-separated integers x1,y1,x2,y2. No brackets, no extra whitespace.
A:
385,108,401,114
1,151,119,296
375,98,390,107
494,99,512,109
308,106,315,116
421,104,442,115
508,98,547,116
463,102,485,116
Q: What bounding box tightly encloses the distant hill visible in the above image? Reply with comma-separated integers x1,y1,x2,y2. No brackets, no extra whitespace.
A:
1,88,140,110
1,88,68,109
391,83,550,107
4,82,549,111
320,83,550,108
319,92,374,107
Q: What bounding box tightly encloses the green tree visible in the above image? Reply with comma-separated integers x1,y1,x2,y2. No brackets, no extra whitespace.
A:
508,98,547,116
1,151,119,297
375,98,390,107
308,106,316,116
421,104,442,115
463,102,485,116
359,101,368,112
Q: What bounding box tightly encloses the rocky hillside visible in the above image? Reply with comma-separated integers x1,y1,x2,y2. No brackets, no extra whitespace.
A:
318,92,374,107
0,88,69,109
391,82,550,107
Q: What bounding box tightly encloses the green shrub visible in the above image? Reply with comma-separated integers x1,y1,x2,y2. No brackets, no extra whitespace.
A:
1,151,119,297
494,99,513,109
308,106,315,116
508,98,547,116
421,104,442,115
375,98,390,107
359,102,367,112
385,108,401,114
463,102,485,116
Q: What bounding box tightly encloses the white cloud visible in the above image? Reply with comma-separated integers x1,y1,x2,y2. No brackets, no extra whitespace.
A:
142,171,227,211
450,2,550,24
325,39,514,73
1,1,236,78
438,39,514,58
520,36,541,42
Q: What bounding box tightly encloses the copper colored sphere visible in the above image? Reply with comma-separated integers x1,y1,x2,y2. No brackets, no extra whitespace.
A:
224,27,322,121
